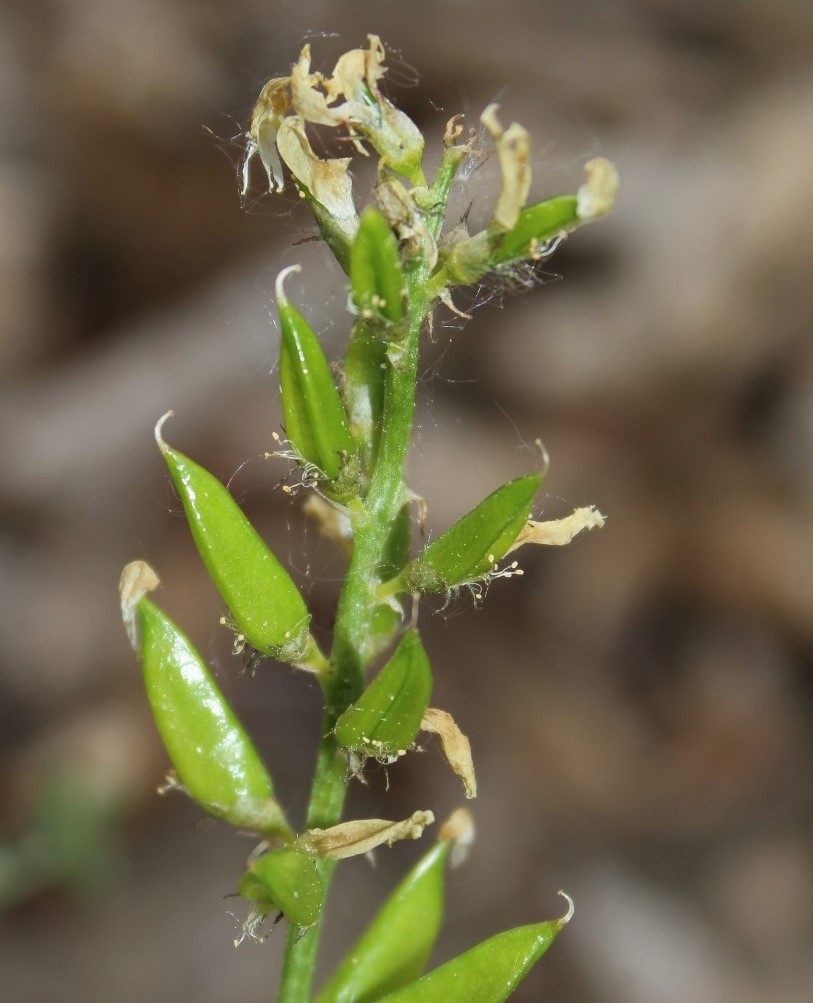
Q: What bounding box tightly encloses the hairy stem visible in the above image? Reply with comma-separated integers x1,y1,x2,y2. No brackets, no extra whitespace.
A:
276,275,430,1003
275,137,461,1000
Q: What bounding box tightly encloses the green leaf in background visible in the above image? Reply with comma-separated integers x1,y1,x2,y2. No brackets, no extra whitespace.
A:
399,474,541,594
154,415,314,663
314,839,450,1003
351,207,406,324
277,265,356,481
119,565,292,838
239,846,323,929
375,902,572,1003
335,629,432,760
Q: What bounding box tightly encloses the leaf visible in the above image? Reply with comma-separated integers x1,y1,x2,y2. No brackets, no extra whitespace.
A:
375,895,574,1002
277,265,356,481
420,708,477,799
299,811,434,860
239,846,323,929
402,474,541,592
335,630,432,759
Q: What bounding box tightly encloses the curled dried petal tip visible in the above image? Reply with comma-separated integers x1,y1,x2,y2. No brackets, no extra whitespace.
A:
119,559,160,650
576,158,619,220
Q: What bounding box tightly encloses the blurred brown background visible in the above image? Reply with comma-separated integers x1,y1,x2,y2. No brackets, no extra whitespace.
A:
1,1,812,1000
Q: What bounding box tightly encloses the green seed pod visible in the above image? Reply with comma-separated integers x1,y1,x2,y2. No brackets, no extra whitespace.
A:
399,474,541,593
351,208,406,324
335,629,432,759
119,562,292,838
315,843,447,1003
155,414,311,662
374,899,572,1003
490,195,578,264
239,846,323,929
341,321,388,469
277,266,357,482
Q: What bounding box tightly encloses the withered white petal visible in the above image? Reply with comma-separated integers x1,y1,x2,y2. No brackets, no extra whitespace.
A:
576,157,619,221
420,708,477,799
507,506,606,553
299,810,435,859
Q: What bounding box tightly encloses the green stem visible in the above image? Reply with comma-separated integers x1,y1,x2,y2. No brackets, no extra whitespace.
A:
276,147,459,1001
276,277,429,1003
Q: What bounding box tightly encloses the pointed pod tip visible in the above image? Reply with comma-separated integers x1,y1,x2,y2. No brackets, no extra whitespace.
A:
154,411,175,454
556,889,575,928
275,264,303,308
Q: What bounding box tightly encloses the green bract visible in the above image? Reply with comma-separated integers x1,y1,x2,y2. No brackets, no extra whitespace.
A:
277,266,357,483
155,414,312,662
351,208,406,324
120,570,291,838
398,474,541,593
375,913,569,1003
240,846,323,929
315,839,448,1003
335,629,432,758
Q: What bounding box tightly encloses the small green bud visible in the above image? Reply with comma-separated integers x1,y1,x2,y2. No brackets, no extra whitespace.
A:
490,196,579,264
351,208,406,324
335,630,432,760
399,474,541,593
240,846,323,929
277,266,358,484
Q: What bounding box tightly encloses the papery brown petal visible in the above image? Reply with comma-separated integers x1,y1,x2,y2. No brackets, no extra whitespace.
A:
276,116,358,241
420,708,477,799
507,506,606,553
299,810,435,859
119,560,160,650
576,157,619,220
481,104,531,231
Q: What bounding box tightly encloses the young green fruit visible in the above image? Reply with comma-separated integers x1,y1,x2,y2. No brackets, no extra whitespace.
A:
375,896,573,1003
154,413,313,663
119,562,292,838
490,195,578,264
239,846,323,928
334,629,432,760
277,265,356,482
351,207,406,324
315,842,447,1003
396,474,541,594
